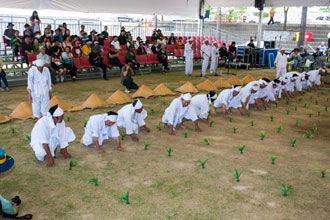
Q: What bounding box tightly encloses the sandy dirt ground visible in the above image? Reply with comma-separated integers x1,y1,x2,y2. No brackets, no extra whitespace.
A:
0,67,329,220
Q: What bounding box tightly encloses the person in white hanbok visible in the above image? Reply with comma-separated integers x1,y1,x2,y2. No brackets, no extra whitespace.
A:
82,111,125,153
30,105,75,167
295,73,308,94
200,39,211,77
184,38,194,76
308,68,325,88
214,86,243,114
117,99,150,142
301,72,311,90
251,79,270,110
237,82,259,111
274,48,287,78
27,59,52,118
264,80,280,102
190,91,217,123
162,93,201,135
210,41,219,76
283,72,298,97
276,77,290,99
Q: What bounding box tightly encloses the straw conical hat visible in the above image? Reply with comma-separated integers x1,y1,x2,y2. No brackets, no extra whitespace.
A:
132,85,156,98
0,114,11,124
176,82,198,93
228,76,243,86
106,90,133,104
82,93,108,109
213,77,231,88
241,74,255,84
257,74,270,80
10,102,33,119
196,79,217,91
49,96,73,111
153,83,175,96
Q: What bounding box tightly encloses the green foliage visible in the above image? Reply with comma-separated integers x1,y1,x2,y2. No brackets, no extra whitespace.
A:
150,108,155,114
118,190,130,204
295,119,300,126
23,133,31,141
165,147,172,157
320,91,325,95
155,122,162,131
305,131,313,139
237,145,245,154
312,123,317,133
184,130,188,138
263,105,267,110
161,100,168,105
65,115,71,122
286,99,290,105
6,126,17,134
327,97,329,102
310,95,313,100
324,106,328,112
270,156,277,164
229,116,233,122
274,102,278,108
144,141,151,150
277,125,283,133
314,100,318,105
319,169,326,178
270,115,274,121
233,168,241,182
286,109,290,115
119,130,126,140
304,102,308,108
87,176,99,186
276,184,293,197
317,110,321,116
54,148,57,158
290,138,296,147
83,120,88,127
209,120,214,127
69,158,77,170
294,105,298,111
298,98,303,102
202,138,210,145
232,127,238,133
247,111,251,117
307,112,312,118
260,131,266,140
249,120,255,126
197,158,208,169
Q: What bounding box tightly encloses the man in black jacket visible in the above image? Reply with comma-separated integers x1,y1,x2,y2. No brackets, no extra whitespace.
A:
118,30,127,46
89,47,108,80
108,45,124,68
21,36,34,64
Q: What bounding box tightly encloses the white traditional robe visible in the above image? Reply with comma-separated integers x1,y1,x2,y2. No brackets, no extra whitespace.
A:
284,72,296,92
184,43,194,75
117,104,147,135
301,72,312,89
210,45,219,73
274,52,287,77
295,73,304,92
82,114,120,147
191,94,211,119
30,115,75,161
27,66,52,118
200,44,211,76
214,89,241,109
162,97,197,130
264,82,277,102
308,70,321,86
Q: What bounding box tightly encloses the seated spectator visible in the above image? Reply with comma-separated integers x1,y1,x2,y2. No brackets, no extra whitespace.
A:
145,41,152,54
118,30,127,46
247,39,255,48
44,41,53,56
157,44,169,73
135,37,142,49
81,33,89,45
121,62,138,93
51,47,66,83
82,41,92,57
101,26,109,39
72,41,83,58
80,24,87,37
137,42,147,55
34,31,42,43
219,43,228,60
318,42,327,54
108,45,124,69
10,30,22,60
97,34,104,46
21,36,34,64
23,24,33,39
37,46,56,84
313,48,322,59
163,36,168,45
228,41,237,61
92,40,101,53
126,31,132,39
52,39,63,53
53,28,63,43
176,37,184,49
33,37,42,53
126,47,140,70
157,29,164,40
89,30,97,42
89,47,108,80
0,56,9,91
62,46,77,81
63,29,71,41
300,48,310,58
43,27,52,39
4,22,16,44
127,36,135,50
168,33,176,45
288,48,302,70
151,29,158,41
111,36,121,50
0,195,21,218
151,40,158,54
63,36,73,49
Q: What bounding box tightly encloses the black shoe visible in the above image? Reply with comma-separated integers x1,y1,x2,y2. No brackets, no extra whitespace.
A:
214,73,219,76
103,77,108,80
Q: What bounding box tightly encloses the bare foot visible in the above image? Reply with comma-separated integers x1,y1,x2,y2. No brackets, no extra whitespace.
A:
131,135,139,142
45,159,54,168
60,149,72,159
97,148,105,154
117,147,126,152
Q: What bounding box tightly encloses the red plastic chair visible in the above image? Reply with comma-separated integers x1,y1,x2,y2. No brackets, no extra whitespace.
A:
174,49,184,58
136,55,147,65
118,55,126,65
73,58,83,69
121,45,128,50
28,54,37,65
146,54,160,64
80,57,95,68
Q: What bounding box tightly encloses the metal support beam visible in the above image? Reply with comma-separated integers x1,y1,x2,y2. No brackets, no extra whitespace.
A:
216,7,221,40
257,9,263,48
198,18,203,36
297,6,307,48
154,14,158,29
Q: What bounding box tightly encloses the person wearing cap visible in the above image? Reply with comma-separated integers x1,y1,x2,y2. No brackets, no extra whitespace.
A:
88,30,97,42
274,48,288,78
210,41,219,76
37,46,57,84
27,59,52,118
4,22,16,44
82,40,92,57
92,40,101,53
307,67,325,89
200,39,211,77
82,111,125,153
214,86,243,115
189,91,217,123
72,40,83,58
117,99,150,142
30,105,75,167
162,93,201,135
89,47,108,80
184,38,194,76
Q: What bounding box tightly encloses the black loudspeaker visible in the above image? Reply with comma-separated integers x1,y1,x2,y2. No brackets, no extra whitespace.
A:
264,41,275,49
255,0,265,10
204,10,210,18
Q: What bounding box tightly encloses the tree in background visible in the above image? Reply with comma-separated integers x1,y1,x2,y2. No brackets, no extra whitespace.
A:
283,7,290,30
320,7,330,13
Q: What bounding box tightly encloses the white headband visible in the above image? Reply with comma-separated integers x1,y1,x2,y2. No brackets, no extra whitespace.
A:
181,93,192,101
233,86,241,92
35,59,45,67
105,114,117,122
207,93,217,104
212,41,217,45
188,38,193,42
258,79,268,86
319,68,326,73
251,84,259,91
134,99,143,110
53,106,64,117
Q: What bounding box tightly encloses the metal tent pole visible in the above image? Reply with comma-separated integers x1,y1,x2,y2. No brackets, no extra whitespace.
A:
297,6,307,48
257,9,263,48
216,7,221,40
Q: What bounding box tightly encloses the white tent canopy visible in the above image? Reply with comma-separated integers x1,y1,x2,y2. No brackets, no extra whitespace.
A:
206,0,330,7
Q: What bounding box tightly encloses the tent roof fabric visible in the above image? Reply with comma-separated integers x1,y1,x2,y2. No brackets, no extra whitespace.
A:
176,82,199,93
153,83,176,96
0,114,11,124
196,79,218,91
10,102,34,119
241,74,255,84
132,85,156,98
106,90,133,104
213,77,231,88
228,76,243,86
82,93,108,109
206,0,329,7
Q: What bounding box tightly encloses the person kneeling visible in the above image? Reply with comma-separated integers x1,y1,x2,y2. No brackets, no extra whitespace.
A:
214,86,243,115
190,91,217,124
30,105,75,167
81,111,125,153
